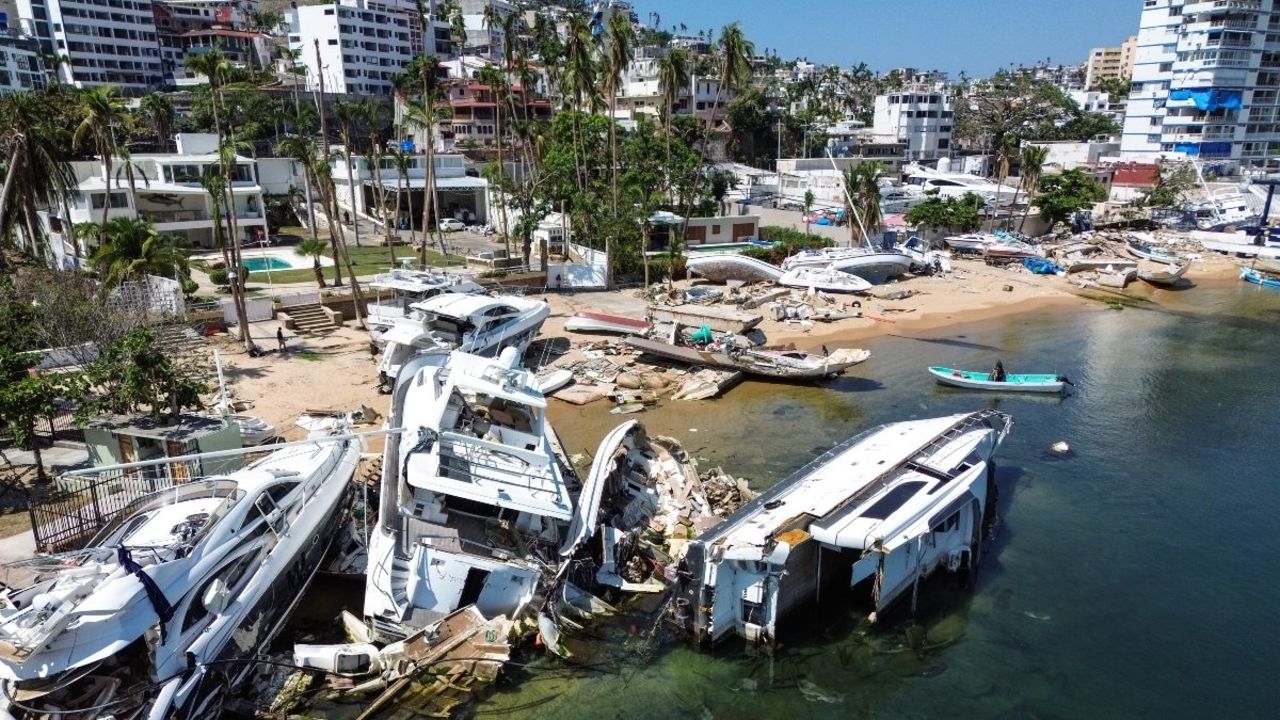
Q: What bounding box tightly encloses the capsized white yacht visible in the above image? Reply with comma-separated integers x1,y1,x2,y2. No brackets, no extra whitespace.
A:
364,348,576,640
0,433,361,719
781,246,912,284
674,410,1012,647
377,293,550,390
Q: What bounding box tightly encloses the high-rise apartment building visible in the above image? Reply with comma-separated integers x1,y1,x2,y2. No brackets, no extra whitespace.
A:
1085,35,1139,88
286,0,451,96
1121,0,1280,170
15,0,164,92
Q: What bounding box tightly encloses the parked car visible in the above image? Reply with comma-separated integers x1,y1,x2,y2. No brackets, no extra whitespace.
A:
438,219,465,232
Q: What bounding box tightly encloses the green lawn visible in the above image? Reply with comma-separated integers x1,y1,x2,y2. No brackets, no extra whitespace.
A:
252,230,464,285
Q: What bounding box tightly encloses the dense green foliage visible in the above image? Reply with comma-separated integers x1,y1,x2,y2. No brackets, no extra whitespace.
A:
744,226,834,264
1034,169,1108,226
904,192,986,232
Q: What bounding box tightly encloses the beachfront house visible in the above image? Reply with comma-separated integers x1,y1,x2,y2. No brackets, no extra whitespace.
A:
45,133,268,270
329,152,491,233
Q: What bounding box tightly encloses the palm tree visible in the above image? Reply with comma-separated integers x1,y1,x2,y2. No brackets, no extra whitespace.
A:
72,86,128,230
708,24,754,140
802,189,814,235
398,52,450,264
601,13,634,289
0,90,79,267
1017,144,1051,232
842,161,884,248
335,99,366,248
294,235,329,288
392,146,415,250
993,134,1018,219
449,9,468,55
88,216,188,287
561,13,598,192
138,92,174,151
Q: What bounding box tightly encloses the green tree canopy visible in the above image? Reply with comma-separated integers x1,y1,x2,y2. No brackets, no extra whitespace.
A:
77,328,208,423
1034,169,1108,226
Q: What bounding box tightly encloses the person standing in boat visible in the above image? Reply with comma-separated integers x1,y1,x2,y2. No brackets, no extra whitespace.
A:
990,360,1007,382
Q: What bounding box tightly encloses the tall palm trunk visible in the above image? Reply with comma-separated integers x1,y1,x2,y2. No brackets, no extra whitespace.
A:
315,41,367,329
207,79,252,351
343,147,362,247
310,83,343,286
494,91,510,259
292,82,320,245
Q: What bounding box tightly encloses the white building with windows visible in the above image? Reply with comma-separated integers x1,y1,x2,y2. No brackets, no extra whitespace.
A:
458,0,515,60
871,90,955,161
286,0,450,96
47,134,267,269
1070,89,1128,126
0,30,43,93
1120,0,1280,170
15,0,164,91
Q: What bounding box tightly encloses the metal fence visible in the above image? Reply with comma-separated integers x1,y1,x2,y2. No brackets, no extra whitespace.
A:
28,462,195,553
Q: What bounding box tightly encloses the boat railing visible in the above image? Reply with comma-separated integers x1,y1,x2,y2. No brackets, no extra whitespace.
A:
437,434,556,491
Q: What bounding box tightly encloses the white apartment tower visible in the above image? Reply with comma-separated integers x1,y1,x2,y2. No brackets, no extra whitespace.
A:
1121,0,1280,170
15,0,164,91
286,0,451,96
872,90,955,161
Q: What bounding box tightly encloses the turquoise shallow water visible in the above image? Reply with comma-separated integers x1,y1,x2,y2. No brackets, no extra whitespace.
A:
474,282,1280,720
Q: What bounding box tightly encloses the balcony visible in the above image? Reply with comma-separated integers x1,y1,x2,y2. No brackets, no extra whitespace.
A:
139,209,210,224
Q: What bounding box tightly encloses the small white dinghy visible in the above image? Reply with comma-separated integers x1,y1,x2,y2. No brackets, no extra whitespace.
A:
1137,261,1189,287
778,266,872,293
929,366,1069,395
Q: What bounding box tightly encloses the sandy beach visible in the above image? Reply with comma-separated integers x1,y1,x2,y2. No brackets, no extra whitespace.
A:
210,249,1247,443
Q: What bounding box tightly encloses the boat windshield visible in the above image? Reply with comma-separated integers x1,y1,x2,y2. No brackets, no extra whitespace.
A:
87,479,242,552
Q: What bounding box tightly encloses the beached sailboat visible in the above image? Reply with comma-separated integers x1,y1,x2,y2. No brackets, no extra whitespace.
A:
376,293,550,389
928,366,1069,394
777,266,873,293
0,434,361,719
673,411,1012,646
1241,267,1280,289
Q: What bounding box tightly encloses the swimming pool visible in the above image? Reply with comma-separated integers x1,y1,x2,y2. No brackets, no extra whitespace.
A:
241,256,295,272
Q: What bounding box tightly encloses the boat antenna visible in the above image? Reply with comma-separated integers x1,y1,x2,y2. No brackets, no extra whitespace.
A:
827,147,873,250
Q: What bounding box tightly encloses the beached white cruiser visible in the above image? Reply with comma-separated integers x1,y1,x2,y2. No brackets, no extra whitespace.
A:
377,293,550,389
366,269,485,338
674,410,1011,646
0,435,361,719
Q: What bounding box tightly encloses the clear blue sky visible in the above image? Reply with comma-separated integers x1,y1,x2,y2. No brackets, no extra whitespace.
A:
635,0,1145,76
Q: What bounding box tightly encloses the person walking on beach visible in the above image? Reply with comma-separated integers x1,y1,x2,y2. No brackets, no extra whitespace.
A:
277,327,286,353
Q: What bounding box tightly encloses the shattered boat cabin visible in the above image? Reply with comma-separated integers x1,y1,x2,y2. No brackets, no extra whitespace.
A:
672,411,1011,647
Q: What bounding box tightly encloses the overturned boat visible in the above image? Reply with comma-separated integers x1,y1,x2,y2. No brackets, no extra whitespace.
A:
673,410,1011,647
1137,261,1190,287
685,254,783,283
377,293,550,389
0,433,361,719
563,311,649,336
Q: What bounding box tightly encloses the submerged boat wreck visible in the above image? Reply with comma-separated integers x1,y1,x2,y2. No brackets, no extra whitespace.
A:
672,410,1011,647
0,433,361,719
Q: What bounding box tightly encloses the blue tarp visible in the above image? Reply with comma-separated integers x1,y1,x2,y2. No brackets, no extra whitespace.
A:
1169,88,1243,111
1022,257,1062,275
1173,141,1233,156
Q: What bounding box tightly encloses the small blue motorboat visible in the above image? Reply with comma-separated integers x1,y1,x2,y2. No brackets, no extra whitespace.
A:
1241,267,1280,289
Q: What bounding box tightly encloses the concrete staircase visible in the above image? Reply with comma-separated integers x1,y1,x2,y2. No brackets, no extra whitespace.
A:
280,304,335,334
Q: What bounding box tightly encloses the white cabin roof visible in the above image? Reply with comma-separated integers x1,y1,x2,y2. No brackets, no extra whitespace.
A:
703,412,1005,555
